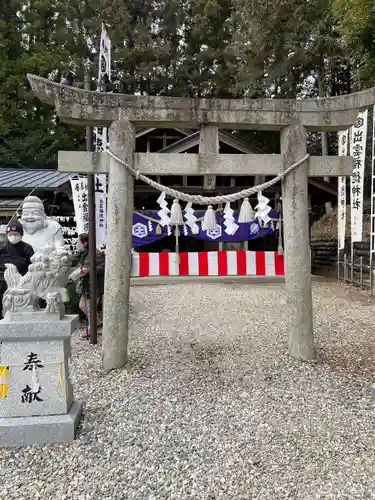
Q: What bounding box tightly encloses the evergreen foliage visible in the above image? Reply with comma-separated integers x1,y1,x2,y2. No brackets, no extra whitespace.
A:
0,0,373,168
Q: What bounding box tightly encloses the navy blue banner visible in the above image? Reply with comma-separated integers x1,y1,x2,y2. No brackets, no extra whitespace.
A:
131,210,280,247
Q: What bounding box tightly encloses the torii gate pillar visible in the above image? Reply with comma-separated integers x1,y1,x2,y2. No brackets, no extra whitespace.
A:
281,121,313,360
102,121,135,370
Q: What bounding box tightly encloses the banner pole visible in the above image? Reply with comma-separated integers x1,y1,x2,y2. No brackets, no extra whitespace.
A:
370,106,375,295
350,110,368,287
337,130,348,283
85,68,98,345
337,222,340,282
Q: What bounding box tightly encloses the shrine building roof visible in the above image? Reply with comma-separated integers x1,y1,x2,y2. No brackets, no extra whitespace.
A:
0,168,72,191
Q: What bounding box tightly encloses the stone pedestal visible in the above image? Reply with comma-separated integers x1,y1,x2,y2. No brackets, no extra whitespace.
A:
0,311,82,447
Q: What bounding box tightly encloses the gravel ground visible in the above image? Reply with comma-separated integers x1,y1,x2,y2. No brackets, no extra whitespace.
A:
1,281,375,500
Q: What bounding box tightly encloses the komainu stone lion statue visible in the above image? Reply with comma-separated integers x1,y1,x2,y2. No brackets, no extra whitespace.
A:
2,247,72,317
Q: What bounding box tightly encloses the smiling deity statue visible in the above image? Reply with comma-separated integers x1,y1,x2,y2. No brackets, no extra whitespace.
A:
20,196,65,252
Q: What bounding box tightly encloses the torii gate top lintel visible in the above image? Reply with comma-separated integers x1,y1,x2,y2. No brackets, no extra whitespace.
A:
27,74,375,131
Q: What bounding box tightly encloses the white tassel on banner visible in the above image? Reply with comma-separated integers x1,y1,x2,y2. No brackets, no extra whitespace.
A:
223,202,239,235
238,197,254,223
169,199,184,225
184,202,199,234
148,220,153,232
157,191,171,227
183,225,188,236
255,192,272,224
202,205,217,231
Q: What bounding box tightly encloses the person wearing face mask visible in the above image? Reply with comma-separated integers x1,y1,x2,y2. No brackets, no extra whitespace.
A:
68,233,105,338
0,220,34,319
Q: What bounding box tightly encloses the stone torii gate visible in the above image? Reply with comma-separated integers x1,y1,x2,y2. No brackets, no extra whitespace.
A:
28,74,373,371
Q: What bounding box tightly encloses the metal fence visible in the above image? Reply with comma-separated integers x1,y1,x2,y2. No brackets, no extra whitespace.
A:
337,254,373,293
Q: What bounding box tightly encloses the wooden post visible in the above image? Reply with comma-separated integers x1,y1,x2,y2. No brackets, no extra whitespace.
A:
102,120,135,371
84,70,98,345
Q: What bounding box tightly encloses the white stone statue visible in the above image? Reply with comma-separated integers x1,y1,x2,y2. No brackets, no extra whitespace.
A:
2,246,72,318
20,196,65,252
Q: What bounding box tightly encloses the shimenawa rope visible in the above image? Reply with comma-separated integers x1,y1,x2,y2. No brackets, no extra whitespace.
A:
106,150,310,205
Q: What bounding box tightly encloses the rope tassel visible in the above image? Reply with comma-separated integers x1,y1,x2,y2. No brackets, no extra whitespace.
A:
202,205,217,231
170,199,184,225
238,197,254,223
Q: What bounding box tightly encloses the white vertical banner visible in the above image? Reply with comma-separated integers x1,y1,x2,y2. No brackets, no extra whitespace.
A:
70,178,82,233
338,130,348,249
95,174,107,250
350,110,368,243
99,23,112,81
94,24,111,152
93,23,111,249
70,176,89,234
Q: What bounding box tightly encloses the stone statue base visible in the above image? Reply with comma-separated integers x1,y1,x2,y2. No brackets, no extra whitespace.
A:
0,311,82,448
0,400,82,448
